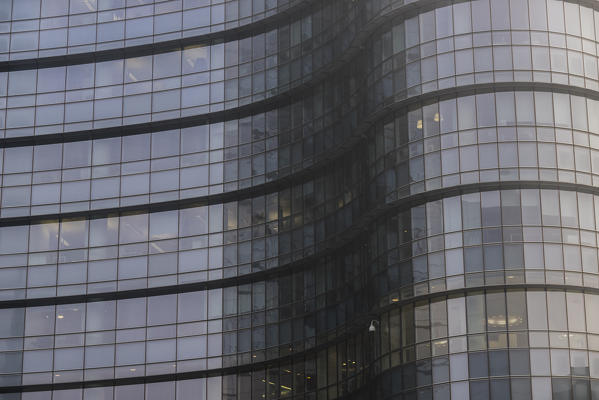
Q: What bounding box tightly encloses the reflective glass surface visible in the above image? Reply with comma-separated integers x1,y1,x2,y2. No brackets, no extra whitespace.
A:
0,0,306,60
3,0,599,399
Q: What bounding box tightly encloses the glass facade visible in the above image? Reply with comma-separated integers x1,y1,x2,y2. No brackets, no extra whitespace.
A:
4,0,599,399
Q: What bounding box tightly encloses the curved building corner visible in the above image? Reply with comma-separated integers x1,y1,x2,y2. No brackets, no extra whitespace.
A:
1,0,599,399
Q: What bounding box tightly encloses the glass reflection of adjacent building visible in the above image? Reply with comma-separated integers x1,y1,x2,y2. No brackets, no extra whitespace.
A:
2,0,599,399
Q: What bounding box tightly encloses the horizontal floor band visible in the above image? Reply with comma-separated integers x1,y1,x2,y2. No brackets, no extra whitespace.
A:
0,179,597,309
0,130,359,228
0,0,465,73
0,0,399,149
0,282,595,393
0,0,317,73
3,0,597,149
0,86,308,149
0,79,593,150
1,0,597,73
0,79,596,227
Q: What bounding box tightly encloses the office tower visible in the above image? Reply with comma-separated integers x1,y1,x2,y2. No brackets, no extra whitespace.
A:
1,0,599,398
